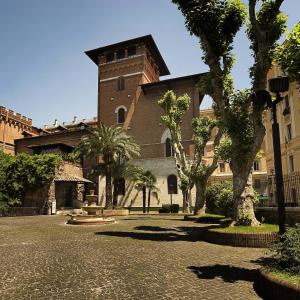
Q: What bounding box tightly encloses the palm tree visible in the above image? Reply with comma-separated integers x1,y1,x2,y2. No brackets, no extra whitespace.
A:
111,158,142,208
145,171,159,213
75,124,140,209
134,169,148,214
135,169,159,213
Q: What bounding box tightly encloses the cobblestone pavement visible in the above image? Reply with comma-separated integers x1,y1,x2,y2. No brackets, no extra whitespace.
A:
0,215,268,300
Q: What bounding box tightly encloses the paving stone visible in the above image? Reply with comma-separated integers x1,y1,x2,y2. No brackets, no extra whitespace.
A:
0,215,266,299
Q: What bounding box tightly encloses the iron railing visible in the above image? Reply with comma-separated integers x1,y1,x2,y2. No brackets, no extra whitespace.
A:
256,172,300,207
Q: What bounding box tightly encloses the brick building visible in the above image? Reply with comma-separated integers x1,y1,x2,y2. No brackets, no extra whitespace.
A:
16,35,268,211
0,106,37,155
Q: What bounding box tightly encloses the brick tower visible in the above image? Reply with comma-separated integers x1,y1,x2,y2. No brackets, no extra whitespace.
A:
85,35,170,128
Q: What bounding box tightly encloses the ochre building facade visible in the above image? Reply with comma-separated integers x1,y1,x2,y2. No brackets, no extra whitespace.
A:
0,106,37,155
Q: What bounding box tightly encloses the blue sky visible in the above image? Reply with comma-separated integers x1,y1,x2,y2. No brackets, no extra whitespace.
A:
0,0,299,127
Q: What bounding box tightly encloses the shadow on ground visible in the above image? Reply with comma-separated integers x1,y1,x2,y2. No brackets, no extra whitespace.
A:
188,264,270,299
188,264,258,283
95,225,207,242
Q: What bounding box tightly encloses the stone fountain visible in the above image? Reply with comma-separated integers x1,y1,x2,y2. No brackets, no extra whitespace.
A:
67,193,115,225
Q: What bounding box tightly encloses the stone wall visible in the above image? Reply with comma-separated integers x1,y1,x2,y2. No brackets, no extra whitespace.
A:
98,157,197,211
0,207,41,217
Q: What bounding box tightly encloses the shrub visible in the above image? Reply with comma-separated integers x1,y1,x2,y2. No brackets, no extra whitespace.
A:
0,151,61,209
159,204,180,213
272,225,300,275
205,181,233,217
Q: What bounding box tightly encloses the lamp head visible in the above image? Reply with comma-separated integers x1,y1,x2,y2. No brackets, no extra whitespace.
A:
268,76,289,94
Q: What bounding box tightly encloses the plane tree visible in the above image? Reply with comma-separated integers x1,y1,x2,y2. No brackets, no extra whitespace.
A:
173,0,287,225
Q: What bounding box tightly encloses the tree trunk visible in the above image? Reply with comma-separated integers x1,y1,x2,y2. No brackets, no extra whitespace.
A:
105,164,113,209
194,180,207,215
182,189,188,213
142,186,146,214
231,168,260,226
112,179,118,209
147,188,151,213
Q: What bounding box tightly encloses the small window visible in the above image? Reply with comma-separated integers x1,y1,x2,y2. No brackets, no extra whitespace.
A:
117,108,125,124
167,175,178,194
116,49,125,60
289,155,295,172
165,138,173,157
117,77,125,91
219,162,225,173
287,124,292,141
253,160,260,171
127,46,136,57
106,52,114,62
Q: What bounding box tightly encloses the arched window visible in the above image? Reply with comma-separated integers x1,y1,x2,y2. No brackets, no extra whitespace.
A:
167,175,178,194
165,138,173,157
117,108,125,124
117,178,125,195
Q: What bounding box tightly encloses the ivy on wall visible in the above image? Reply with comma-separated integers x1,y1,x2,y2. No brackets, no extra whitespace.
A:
0,151,61,209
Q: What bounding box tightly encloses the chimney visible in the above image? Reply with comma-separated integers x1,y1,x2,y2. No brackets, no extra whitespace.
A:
73,116,77,124
44,125,48,129
53,119,58,127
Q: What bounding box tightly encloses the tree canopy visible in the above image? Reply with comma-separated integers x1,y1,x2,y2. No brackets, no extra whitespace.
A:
275,22,300,83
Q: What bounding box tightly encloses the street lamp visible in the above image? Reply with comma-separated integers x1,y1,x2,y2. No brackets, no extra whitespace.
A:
267,76,289,235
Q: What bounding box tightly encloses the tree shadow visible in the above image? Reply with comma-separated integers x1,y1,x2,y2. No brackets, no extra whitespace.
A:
188,264,258,283
95,225,207,242
134,225,181,232
188,264,269,299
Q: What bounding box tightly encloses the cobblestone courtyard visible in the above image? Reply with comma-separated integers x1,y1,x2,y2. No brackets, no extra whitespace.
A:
0,215,267,299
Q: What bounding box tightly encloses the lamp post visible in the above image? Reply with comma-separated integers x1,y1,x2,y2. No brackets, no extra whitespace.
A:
267,76,289,235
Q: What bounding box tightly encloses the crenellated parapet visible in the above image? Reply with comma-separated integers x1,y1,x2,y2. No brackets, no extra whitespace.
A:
0,106,32,128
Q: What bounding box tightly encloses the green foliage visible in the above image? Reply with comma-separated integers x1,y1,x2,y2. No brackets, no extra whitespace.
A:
247,0,287,88
196,213,227,224
135,169,158,192
224,90,254,162
75,123,140,164
211,223,278,233
173,0,246,100
272,225,300,275
275,23,300,83
192,116,218,156
205,181,233,217
0,151,61,209
158,90,190,131
159,204,180,214
215,138,232,162
172,0,246,60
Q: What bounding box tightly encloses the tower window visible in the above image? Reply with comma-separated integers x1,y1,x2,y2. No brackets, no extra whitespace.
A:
167,175,178,194
127,46,136,57
165,138,173,157
106,52,114,62
219,162,225,173
116,49,125,60
253,160,260,171
117,107,126,124
117,77,125,91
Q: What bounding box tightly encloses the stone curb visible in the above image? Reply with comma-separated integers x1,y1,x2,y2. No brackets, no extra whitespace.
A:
199,229,279,248
257,268,300,300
